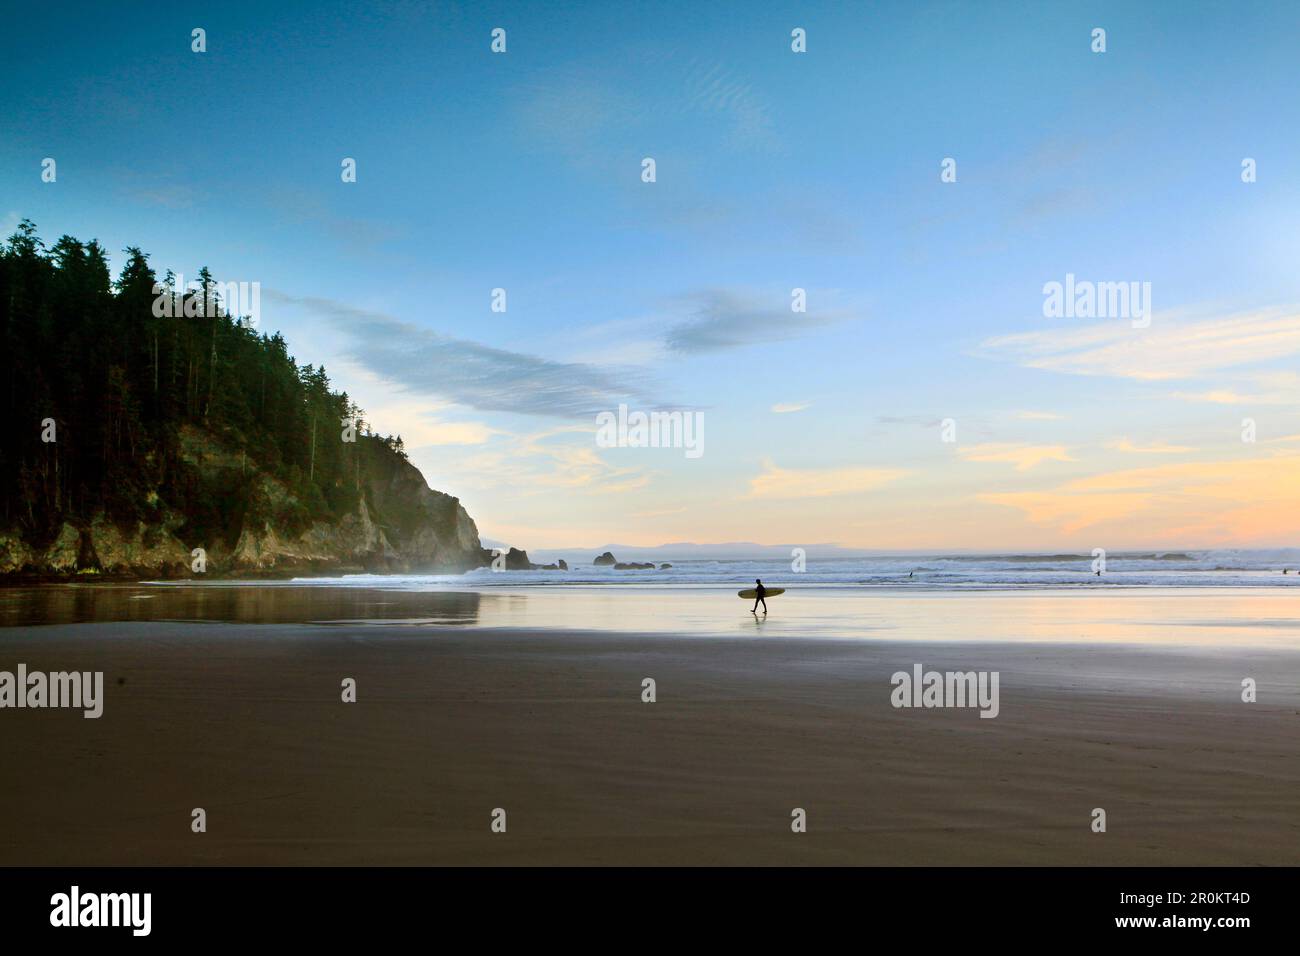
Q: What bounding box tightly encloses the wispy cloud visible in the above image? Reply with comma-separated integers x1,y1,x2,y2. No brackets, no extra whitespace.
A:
1169,371,1300,405
516,54,777,163
269,192,405,254
352,395,499,447
771,401,811,414
959,443,1074,471
1010,186,1092,226
513,67,641,166
665,290,843,354
675,55,775,149
978,308,1300,381
451,424,652,496
266,290,656,417
748,460,907,499
1169,389,1256,404
112,169,203,210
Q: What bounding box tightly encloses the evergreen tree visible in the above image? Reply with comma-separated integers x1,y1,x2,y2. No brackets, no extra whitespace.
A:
0,222,378,548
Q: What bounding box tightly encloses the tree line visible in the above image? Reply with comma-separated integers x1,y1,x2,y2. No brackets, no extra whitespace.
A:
0,219,408,549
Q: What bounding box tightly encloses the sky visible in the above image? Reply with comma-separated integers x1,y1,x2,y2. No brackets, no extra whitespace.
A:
4,0,1300,552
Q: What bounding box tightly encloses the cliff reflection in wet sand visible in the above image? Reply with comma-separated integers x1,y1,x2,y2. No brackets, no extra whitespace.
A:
0,584,483,628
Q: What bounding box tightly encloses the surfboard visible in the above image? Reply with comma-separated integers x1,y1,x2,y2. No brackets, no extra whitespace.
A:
738,588,784,599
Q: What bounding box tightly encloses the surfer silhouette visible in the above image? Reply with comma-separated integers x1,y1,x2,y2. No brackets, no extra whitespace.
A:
751,579,767,614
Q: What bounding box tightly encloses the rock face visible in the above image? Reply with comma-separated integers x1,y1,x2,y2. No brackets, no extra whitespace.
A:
0,531,35,574
501,547,533,571
615,561,656,570
0,426,490,579
593,551,617,566
364,452,484,570
484,547,572,571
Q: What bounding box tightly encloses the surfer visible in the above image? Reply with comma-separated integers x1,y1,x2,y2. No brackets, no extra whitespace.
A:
751,579,768,614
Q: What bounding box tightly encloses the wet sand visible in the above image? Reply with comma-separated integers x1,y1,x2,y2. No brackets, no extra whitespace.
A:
2,597,1298,865
6,581,1300,646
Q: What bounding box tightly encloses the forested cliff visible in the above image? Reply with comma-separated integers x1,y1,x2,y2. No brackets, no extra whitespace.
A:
0,220,489,577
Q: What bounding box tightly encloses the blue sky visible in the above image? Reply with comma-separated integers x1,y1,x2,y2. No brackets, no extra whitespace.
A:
4,1,1300,550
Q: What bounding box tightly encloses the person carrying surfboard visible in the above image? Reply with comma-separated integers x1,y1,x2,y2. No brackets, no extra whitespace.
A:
751,579,767,614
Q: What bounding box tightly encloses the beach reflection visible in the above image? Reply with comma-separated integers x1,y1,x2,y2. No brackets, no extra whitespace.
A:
0,584,482,628
1,583,1297,648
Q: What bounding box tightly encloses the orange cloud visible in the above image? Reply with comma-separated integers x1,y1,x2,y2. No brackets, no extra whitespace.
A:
959,443,1074,471
1107,438,1195,455
981,454,1300,540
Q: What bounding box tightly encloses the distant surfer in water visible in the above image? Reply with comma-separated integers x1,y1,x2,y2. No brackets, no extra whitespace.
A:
751,579,767,614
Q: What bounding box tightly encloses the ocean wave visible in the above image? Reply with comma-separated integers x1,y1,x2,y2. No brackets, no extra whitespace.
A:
291,550,1300,590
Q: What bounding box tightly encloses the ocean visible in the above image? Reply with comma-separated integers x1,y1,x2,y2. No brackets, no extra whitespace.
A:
289,549,1300,590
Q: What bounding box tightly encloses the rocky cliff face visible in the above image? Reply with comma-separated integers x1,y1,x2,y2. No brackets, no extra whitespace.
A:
0,427,489,578
358,452,487,572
